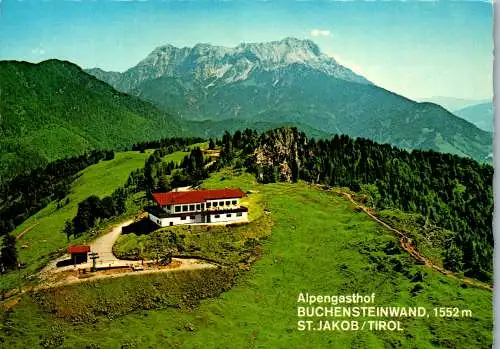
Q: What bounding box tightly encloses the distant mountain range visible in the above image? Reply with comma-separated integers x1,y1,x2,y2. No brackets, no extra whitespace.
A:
0,38,492,181
454,102,493,133
419,96,490,113
419,97,493,133
0,60,181,180
87,38,492,162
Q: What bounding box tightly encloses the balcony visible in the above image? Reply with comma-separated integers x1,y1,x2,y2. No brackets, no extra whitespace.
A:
146,205,248,219
144,205,170,218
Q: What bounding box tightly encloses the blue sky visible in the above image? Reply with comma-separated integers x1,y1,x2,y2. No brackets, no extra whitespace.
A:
0,0,493,101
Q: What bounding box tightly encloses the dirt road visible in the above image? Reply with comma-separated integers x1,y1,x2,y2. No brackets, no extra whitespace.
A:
340,191,492,292
36,258,216,291
39,219,134,275
91,219,133,265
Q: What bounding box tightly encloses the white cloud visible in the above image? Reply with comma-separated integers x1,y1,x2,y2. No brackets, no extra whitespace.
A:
310,29,331,38
31,47,46,56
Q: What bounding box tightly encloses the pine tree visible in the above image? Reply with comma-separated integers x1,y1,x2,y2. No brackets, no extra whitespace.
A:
63,220,74,241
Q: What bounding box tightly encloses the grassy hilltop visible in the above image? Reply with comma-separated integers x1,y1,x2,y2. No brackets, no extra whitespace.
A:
1,166,492,348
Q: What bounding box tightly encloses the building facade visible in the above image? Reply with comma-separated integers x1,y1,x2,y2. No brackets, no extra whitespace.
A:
147,188,248,227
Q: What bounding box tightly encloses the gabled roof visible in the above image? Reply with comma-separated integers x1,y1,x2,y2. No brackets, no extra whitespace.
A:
152,188,245,206
67,245,91,254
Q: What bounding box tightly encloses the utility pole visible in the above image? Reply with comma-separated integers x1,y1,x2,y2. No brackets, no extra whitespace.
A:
88,252,99,272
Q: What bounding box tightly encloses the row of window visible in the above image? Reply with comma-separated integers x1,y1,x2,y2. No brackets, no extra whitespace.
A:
173,200,238,213
208,200,237,208
178,212,244,221
174,204,202,213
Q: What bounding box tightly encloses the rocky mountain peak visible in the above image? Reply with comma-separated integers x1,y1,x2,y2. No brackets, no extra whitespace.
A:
86,37,371,91
232,38,318,67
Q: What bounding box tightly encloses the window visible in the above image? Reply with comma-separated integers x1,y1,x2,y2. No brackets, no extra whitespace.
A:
169,222,174,226
214,214,220,218
207,202,211,208
189,204,195,211
219,201,224,206
236,212,243,217
190,216,195,220
201,203,205,210
213,202,218,207
226,213,232,218
225,201,230,206
181,216,186,220
182,205,188,212
232,200,237,205
196,204,201,210
167,205,171,210
175,206,181,212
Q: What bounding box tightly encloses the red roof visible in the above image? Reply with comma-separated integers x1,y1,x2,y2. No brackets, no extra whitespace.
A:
67,245,91,254
152,188,245,206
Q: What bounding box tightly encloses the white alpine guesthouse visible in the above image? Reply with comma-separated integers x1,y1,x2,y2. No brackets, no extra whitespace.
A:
146,188,248,227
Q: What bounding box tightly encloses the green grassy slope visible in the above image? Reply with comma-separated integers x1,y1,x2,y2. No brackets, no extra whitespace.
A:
0,150,189,293
1,169,491,348
0,59,182,180
0,151,149,291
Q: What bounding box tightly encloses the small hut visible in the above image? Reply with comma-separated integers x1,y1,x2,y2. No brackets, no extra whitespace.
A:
67,245,91,265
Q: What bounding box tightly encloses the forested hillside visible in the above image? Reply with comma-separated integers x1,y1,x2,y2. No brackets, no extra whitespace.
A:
218,128,493,281
88,38,492,163
0,60,182,181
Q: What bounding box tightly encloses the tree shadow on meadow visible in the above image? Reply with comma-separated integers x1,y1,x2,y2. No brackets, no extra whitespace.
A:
121,218,158,236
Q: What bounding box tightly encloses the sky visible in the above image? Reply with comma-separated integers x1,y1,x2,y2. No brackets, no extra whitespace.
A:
0,0,493,101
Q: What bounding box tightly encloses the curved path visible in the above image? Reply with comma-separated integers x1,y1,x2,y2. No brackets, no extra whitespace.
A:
91,219,134,267
340,191,492,292
38,218,218,289
39,219,134,275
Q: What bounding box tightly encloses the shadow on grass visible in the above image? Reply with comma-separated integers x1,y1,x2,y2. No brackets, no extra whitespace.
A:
56,257,86,267
122,218,158,235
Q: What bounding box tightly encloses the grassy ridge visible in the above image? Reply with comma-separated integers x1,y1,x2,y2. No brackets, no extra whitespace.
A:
1,150,189,293
1,168,492,348
377,209,455,268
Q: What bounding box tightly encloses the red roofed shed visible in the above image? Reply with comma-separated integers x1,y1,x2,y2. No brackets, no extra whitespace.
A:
68,245,91,254
67,245,91,264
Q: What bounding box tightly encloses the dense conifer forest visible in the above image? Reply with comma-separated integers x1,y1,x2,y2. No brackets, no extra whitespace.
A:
219,128,493,281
